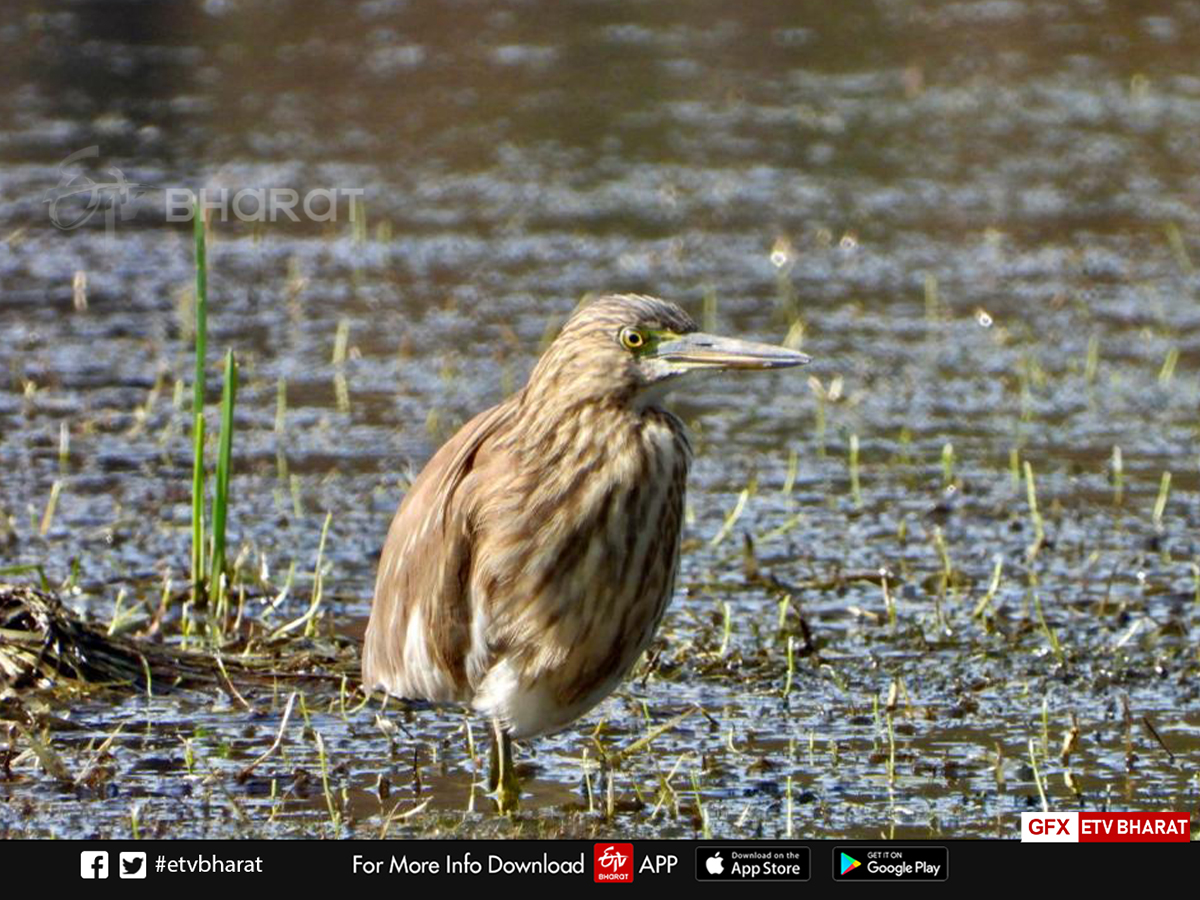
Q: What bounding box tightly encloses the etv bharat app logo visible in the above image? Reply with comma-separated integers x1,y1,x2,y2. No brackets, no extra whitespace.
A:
594,843,634,883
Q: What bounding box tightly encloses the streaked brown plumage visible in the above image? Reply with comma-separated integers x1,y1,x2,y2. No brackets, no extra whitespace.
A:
363,294,809,801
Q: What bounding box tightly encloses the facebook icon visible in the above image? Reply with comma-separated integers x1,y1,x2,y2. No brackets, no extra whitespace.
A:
80,851,109,879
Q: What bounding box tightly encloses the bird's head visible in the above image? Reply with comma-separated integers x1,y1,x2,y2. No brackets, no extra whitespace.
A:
525,294,811,410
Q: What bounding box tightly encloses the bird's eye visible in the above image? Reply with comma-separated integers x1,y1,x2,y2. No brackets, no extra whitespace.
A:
620,327,645,350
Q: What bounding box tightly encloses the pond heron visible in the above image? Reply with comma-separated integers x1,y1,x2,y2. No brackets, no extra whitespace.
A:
363,294,810,809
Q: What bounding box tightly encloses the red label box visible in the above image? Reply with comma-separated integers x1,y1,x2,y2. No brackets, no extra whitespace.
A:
1079,812,1191,842
1022,811,1191,842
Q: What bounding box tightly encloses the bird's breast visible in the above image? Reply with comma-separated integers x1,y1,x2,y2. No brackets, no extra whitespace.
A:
469,408,690,731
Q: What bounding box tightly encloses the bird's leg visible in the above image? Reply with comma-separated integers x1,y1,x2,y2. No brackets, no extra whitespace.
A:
488,717,521,813
486,727,500,792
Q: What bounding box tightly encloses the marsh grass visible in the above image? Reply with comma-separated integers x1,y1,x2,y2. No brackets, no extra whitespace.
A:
211,350,238,612
1152,471,1171,530
4,219,1199,840
188,197,240,619
190,203,208,601
0,584,355,693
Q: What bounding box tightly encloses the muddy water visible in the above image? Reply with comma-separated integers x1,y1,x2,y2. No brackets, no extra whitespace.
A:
1,0,1198,839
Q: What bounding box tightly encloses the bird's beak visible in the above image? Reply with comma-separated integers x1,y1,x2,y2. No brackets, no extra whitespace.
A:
654,332,811,370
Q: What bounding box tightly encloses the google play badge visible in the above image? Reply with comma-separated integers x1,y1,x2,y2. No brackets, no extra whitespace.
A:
840,853,861,876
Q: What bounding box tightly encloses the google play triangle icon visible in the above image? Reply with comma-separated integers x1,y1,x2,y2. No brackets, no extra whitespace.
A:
840,853,862,876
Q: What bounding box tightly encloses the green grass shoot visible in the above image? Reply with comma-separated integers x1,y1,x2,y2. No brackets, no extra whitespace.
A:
191,197,208,601
189,194,238,615
211,349,238,609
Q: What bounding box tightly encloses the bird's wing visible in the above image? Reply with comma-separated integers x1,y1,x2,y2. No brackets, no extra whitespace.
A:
362,401,513,703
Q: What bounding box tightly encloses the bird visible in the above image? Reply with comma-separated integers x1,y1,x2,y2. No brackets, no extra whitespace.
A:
362,294,810,809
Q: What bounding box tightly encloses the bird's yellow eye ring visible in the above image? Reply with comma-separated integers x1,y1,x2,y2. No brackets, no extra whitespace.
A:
620,327,645,350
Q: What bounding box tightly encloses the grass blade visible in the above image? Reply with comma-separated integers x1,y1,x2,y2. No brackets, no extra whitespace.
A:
191,196,208,601
210,349,238,606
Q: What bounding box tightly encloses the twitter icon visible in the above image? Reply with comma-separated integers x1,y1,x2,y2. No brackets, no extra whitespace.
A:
119,852,147,879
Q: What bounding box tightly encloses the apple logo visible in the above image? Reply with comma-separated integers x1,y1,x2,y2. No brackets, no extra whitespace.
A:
706,853,724,875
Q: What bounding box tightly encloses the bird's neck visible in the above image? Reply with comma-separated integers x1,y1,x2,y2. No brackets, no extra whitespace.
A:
508,389,689,467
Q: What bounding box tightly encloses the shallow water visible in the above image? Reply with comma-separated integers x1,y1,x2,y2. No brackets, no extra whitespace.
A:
1,0,1198,839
